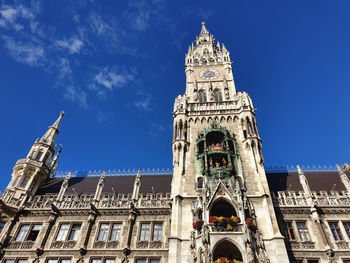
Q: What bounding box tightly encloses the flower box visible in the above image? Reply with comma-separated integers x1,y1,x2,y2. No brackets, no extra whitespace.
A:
192,219,204,230
214,257,243,263
209,216,240,231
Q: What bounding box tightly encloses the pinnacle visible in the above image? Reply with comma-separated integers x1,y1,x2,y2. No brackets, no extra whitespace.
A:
200,21,209,35
51,111,65,130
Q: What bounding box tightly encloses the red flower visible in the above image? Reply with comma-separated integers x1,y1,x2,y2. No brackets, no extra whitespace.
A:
193,219,204,230
245,218,253,225
209,216,217,223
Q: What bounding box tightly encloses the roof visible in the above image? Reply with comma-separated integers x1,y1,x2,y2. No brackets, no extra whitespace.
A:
266,171,348,192
35,170,348,195
36,175,173,195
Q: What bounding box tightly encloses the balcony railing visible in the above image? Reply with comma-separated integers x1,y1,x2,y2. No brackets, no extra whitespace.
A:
26,193,171,210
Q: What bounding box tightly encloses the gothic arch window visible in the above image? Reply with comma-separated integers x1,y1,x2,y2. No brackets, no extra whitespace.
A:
203,49,209,55
246,117,254,136
174,123,177,140
198,90,207,103
212,240,243,262
183,145,187,172
194,59,199,64
210,198,237,218
213,89,223,102
209,57,215,63
179,121,183,139
201,58,207,64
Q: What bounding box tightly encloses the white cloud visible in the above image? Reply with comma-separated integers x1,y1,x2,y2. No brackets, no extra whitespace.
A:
56,37,84,54
58,58,72,80
123,0,165,32
2,36,45,66
134,89,152,111
89,12,119,44
89,66,136,98
197,8,214,20
63,86,88,108
0,4,37,31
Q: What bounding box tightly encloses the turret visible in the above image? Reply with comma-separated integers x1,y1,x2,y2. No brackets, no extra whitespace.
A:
1,112,64,207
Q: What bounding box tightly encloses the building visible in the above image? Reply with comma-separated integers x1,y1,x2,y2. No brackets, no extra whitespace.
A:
0,23,350,263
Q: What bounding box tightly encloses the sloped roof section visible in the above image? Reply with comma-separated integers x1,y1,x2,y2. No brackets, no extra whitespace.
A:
266,171,347,192
36,175,173,195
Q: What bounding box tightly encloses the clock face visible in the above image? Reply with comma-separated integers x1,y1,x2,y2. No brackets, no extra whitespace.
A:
199,69,219,80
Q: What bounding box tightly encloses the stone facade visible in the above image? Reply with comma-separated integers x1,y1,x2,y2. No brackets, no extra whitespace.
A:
0,23,350,263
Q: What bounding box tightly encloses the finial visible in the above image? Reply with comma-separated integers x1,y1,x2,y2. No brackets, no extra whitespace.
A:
336,164,343,173
201,21,206,26
296,165,303,174
60,111,65,117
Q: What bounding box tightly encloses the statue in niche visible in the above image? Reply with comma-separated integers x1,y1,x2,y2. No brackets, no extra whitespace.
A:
222,158,227,167
209,158,213,167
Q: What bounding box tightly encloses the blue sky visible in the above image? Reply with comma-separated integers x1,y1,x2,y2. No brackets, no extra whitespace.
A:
0,0,349,190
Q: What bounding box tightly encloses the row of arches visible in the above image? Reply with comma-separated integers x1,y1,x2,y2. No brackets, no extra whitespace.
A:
198,89,223,103
188,56,230,65
187,115,239,124
174,120,188,141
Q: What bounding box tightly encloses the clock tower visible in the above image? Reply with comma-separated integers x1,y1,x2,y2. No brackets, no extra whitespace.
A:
169,23,289,263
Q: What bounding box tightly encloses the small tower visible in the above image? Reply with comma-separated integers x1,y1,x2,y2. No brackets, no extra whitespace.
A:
1,112,64,207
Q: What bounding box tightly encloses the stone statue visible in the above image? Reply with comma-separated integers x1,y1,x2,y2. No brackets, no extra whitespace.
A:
202,225,209,244
344,163,350,176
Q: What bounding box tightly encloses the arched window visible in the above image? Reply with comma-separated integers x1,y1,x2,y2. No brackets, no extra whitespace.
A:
210,199,237,218
213,240,243,262
179,121,183,139
213,90,222,102
247,117,254,136
198,90,207,103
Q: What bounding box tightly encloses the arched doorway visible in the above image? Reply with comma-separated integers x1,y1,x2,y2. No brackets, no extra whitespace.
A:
213,239,243,262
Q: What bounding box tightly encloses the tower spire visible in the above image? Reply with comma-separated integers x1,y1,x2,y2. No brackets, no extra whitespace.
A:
40,111,64,146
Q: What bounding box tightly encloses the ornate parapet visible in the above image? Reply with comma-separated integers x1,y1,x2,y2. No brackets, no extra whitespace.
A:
288,241,316,250
26,193,172,210
93,240,119,249
50,240,77,249
8,241,34,250
272,191,350,207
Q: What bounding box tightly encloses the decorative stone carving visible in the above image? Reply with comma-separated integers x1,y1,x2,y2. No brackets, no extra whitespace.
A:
50,241,64,249
62,240,76,249
106,241,119,248
136,241,149,249
93,240,106,249
336,242,348,249
150,241,162,248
